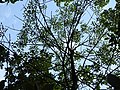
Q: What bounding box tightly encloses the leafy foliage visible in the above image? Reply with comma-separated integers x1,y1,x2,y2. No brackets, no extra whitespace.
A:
94,0,110,8
99,1,120,53
0,0,119,90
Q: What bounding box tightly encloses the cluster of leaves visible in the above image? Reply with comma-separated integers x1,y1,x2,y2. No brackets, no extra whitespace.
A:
99,0,120,59
3,46,61,90
97,0,120,88
0,45,8,69
54,0,110,7
92,2,120,89
93,0,110,8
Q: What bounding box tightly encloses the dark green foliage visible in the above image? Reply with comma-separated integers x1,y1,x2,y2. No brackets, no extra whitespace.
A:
99,2,120,48
94,0,110,8
54,0,74,6
0,45,6,62
0,80,5,90
0,45,8,69
107,74,120,90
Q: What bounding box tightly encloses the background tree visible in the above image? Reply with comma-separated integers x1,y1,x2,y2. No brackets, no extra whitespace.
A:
98,0,120,89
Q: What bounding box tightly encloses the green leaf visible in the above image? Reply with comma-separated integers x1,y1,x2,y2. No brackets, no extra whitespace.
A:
94,0,110,8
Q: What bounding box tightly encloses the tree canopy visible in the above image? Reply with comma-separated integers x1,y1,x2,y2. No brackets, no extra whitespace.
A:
0,0,119,90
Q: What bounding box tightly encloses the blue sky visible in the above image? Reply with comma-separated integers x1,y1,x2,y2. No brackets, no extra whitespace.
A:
0,1,25,42
0,1,24,28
